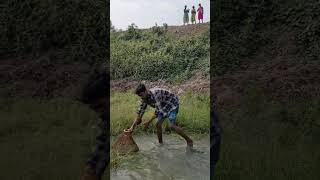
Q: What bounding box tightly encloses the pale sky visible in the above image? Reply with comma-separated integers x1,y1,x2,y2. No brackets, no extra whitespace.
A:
110,0,210,30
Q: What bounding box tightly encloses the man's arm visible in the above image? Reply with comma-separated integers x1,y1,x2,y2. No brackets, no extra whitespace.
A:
129,115,142,131
127,101,147,132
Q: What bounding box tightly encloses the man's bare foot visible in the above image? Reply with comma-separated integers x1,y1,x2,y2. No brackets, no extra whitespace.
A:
187,139,193,147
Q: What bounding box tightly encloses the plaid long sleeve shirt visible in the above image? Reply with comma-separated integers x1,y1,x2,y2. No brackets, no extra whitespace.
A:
137,88,179,118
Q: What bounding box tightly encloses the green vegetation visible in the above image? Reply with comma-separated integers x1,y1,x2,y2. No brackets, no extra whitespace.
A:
110,92,210,136
0,0,108,64
0,98,105,180
215,88,320,180
110,24,209,82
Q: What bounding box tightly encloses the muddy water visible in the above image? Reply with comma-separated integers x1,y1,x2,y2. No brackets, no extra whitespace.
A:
111,134,210,180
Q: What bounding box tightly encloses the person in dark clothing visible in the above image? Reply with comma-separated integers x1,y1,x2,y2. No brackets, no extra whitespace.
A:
79,63,109,180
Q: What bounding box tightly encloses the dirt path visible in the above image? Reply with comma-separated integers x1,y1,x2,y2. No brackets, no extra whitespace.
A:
166,22,209,39
111,73,209,96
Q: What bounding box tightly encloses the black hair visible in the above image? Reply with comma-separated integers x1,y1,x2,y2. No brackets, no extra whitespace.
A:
135,83,146,95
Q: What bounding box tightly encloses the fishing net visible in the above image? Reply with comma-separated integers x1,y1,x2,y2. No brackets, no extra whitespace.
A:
112,131,139,155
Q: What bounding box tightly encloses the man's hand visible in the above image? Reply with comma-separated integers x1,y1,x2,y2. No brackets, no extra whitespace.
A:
126,116,142,133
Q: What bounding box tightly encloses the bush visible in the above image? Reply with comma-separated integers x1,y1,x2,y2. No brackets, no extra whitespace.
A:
110,26,209,81
121,23,141,40
0,0,108,64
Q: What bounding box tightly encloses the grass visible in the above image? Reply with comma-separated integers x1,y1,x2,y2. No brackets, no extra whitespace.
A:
0,97,103,180
215,90,320,180
110,91,210,136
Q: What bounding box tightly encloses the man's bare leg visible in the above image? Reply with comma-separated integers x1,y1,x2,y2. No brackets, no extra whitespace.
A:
170,123,193,147
156,121,163,144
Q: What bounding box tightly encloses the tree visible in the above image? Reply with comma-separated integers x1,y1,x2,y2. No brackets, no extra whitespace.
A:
123,23,141,40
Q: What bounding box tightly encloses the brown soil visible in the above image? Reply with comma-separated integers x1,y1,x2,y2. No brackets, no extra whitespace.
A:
166,22,209,39
111,72,209,96
212,31,320,108
0,54,92,99
138,22,209,39
112,132,139,155
212,60,320,107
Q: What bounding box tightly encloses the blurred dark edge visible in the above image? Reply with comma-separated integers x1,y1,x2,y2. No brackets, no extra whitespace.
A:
210,1,222,179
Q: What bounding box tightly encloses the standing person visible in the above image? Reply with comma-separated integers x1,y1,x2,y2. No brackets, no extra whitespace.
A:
191,6,196,24
197,3,204,23
183,5,190,25
126,83,193,147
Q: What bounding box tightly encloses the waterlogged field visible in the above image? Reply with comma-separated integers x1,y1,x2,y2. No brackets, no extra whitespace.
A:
111,134,210,180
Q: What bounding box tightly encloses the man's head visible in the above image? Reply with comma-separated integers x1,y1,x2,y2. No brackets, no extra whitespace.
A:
135,83,148,99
